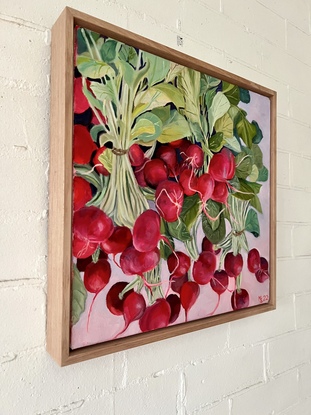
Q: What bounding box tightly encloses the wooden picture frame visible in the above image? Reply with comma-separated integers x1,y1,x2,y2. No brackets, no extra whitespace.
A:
47,7,276,366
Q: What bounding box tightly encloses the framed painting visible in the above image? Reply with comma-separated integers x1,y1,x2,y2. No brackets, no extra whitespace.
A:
47,7,276,366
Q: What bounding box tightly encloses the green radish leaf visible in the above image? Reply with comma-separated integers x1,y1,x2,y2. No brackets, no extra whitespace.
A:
118,44,138,66
132,113,162,143
200,114,208,137
248,164,259,182
245,209,260,238
160,220,175,259
167,219,192,242
189,122,205,143
178,67,201,124
236,115,257,148
201,75,221,95
215,112,233,139
90,80,116,103
101,39,119,62
235,179,262,200
98,148,113,174
222,81,240,105
134,83,185,116
154,109,191,144
99,132,118,147
118,60,135,86
82,81,103,111
257,165,269,182
209,132,225,153
253,144,263,169
239,87,250,103
180,194,201,231
166,62,185,83
250,194,263,213
71,264,87,326
205,87,217,110
208,92,231,133
144,52,170,86
90,125,105,142
225,136,242,153
202,210,226,244
76,28,88,54
205,200,222,231
74,164,101,189
77,56,114,79
229,105,246,124
252,121,263,144
235,152,253,179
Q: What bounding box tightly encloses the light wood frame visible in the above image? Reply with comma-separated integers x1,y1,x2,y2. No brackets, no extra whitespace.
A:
47,7,276,366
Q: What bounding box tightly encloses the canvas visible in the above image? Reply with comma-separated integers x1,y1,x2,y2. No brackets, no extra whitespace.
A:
47,8,276,365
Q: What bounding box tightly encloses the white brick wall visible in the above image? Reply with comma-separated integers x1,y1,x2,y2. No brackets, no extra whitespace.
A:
1,0,311,414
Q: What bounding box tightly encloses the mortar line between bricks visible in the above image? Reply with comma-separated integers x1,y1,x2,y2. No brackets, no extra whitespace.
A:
0,13,48,31
0,277,45,289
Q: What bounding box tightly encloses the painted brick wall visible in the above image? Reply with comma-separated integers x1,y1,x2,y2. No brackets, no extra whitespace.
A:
1,0,311,414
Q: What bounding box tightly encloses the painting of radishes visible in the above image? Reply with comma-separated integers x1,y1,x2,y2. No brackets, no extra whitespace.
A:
70,25,272,349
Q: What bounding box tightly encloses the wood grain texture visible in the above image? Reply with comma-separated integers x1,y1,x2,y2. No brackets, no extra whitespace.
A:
47,7,74,366
47,7,277,366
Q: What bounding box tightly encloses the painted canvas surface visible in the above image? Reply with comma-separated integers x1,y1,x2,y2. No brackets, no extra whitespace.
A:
70,26,271,349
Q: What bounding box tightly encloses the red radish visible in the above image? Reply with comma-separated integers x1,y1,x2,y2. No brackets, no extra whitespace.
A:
196,173,215,202
166,294,181,324
247,248,261,273
143,159,168,188
101,226,132,254
73,206,114,243
255,257,270,283
260,257,269,271
211,181,228,204
170,273,188,294
155,145,178,176
180,281,200,321
83,258,111,330
181,144,204,170
209,269,229,316
193,251,217,285
210,270,229,296
179,169,198,196
139,298,171,332
73,176,92,211
202,236,213,252
255,269,270,283
134,159,148,187
74,77,90,114
72,234,97,259
196,174,225,223
167,251,191,278
129,144,145,167
209,148,235,182
231,288,249,310
201,236,220,255
224,252,243,279
73,124,97,164
155,180,184,222
106,282,133,316
93,146,110,176
169,138,185,148
76,249,107,272
120,246,160,276
116,291,146,337
132,210,161,252
84,259,111,293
